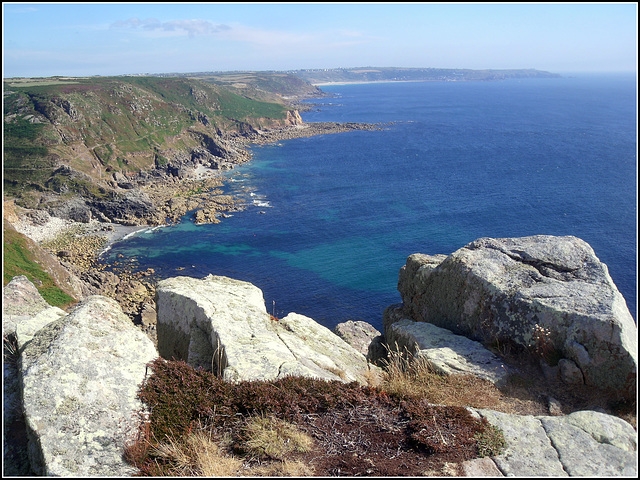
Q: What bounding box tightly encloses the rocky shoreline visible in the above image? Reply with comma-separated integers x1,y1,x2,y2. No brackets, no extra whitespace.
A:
6,120,389,343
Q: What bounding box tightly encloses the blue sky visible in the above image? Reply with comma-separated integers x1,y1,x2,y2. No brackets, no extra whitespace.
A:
2,2,637,77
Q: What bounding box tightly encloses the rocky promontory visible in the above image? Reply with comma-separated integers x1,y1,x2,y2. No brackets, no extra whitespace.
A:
3,234,637,476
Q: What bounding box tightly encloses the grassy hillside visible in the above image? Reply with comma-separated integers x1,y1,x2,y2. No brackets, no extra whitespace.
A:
3,75,292,202
190,71,326,99
3,219,76,308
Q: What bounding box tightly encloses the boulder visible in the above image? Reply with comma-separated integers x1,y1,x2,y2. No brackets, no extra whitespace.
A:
398,236,637,398
3,275,52,336
19,295,158,476
15,305,67,350
155,275,374,384
333,320,381,356
3,275,54,476
383,304,510,386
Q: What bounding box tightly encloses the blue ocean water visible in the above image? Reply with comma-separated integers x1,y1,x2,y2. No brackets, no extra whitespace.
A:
102,74,637,330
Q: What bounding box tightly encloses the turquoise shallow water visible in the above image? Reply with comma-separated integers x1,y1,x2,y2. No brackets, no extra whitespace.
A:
102,74,637,330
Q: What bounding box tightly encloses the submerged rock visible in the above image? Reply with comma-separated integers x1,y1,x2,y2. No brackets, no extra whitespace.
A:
397,235,637,398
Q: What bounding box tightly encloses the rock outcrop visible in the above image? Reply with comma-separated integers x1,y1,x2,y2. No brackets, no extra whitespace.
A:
5,277,158,476
470,408,637,476
4,269,636,477
333,320,381,356
397,235,637,398
155,275,375,384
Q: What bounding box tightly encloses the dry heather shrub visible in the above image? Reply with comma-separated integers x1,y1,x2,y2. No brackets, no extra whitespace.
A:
241,416,314,460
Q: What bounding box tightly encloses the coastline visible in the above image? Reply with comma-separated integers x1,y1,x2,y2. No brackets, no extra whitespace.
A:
4,118,387,329
10,122,384,256
11,216,148,247
312,80,427,86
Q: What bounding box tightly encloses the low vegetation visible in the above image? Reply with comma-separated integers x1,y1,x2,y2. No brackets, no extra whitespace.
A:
124,337,638,476
124,357,507,476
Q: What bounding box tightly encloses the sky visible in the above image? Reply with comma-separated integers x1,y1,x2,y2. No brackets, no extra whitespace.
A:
2,2,638,78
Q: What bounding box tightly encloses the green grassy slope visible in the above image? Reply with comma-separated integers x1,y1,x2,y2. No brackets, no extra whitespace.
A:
3,75,292,200
3,220,76,308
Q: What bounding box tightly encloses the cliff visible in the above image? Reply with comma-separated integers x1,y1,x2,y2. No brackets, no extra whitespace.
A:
3,75,305,225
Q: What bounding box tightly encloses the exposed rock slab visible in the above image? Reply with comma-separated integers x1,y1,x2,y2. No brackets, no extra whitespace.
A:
383,304,509,386
474,408,637,477
539,410,638,476
398,235,637,398
155,275,373,384
461,457,504,477
476,409,567,476
15,305,67,350
19,295,158,476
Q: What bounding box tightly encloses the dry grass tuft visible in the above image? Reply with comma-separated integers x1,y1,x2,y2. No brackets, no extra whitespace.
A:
379,344,546,415
249,459,315,477
3,333,20,367
363,363,382,388
241,415,314,460
152,431,242,477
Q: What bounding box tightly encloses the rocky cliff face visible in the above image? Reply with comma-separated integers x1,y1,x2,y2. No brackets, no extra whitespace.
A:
3,76,300,225
396,235,637,399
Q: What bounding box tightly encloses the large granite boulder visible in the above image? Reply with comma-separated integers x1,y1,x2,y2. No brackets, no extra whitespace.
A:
398,236,637,398
19,295,158,476
155,275,375,384
3,275,58,476
3,275,53,336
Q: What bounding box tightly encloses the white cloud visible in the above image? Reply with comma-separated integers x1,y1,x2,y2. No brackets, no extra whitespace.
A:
217,23,315,47
7,6,38,14
110,17,230,38
109,16,375,50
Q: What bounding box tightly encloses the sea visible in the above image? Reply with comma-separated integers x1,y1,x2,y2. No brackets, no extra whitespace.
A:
101,73,638,331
